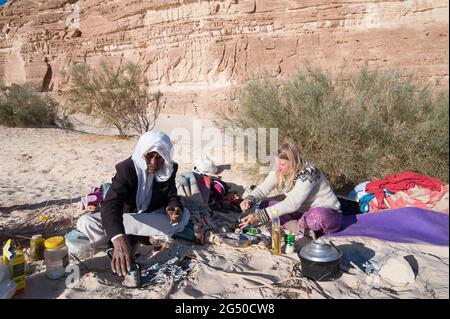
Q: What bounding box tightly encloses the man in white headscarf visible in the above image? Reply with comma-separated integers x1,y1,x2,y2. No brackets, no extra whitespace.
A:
77,131,190,276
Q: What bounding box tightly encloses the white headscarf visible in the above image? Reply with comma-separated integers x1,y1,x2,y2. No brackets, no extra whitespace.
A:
131,131,174,213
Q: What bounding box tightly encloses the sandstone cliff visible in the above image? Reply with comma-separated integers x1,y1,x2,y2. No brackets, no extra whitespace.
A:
0,0,448,116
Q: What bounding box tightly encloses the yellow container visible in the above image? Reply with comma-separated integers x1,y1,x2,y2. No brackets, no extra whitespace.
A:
44,236,69,280
45,236,65,250
2,250,26,296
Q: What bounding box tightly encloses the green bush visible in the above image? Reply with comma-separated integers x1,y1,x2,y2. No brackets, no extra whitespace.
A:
64,61,162,137
223,66,449,193
0,84,60,128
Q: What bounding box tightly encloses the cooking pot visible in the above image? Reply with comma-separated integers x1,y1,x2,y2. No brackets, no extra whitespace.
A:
298,240,342,281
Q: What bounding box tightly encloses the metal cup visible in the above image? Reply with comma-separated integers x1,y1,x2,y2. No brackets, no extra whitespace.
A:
123,263,142,288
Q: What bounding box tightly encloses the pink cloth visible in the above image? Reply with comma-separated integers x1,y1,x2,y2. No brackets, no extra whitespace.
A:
365,171,446,210
194,174,212,203
81,187,103,210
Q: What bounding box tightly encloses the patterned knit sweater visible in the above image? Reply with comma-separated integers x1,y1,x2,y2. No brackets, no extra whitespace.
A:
246,162,341,223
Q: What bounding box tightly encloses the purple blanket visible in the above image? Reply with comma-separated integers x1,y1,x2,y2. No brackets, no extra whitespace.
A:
326,207,449,246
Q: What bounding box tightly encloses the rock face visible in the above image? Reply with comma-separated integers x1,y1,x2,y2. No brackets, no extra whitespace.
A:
0,0,448,115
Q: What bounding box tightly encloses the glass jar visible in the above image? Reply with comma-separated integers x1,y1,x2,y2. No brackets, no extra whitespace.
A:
29,234,45,262
44,236,69,280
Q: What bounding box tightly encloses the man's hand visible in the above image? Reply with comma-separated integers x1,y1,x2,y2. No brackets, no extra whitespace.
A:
240,200,251,212
166,206,183,224
111,235,132,276
239,213,260,229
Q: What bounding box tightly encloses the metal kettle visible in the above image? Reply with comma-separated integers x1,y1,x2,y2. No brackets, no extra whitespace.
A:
298,240,343,281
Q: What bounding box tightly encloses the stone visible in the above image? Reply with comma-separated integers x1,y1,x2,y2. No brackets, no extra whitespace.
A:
379,256,416,287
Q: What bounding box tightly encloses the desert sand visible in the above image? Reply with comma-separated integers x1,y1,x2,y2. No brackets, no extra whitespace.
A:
0,114,448,299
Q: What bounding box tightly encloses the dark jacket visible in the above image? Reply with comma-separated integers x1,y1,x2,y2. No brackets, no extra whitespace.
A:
100,157,182,243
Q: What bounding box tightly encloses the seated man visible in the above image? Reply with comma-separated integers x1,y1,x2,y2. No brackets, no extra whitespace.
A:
77,131,190,276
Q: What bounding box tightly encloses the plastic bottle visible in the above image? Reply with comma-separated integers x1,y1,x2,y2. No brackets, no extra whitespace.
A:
0,264,16,299
285,233,296,254
65,229,93,260
2,250,25,296
44,236,69,280
0,263,7,283
271,210,282,255
30,234,45,262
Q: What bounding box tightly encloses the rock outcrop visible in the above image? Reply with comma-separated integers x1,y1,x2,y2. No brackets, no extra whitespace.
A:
0,0,448,115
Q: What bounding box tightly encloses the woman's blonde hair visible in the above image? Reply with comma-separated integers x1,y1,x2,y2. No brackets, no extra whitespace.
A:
275,139,306,192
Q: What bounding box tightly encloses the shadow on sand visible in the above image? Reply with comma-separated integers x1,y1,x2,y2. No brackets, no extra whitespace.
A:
0,197,82,215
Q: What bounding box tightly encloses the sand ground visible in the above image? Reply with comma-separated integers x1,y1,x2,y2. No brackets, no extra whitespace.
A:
0,114,448,299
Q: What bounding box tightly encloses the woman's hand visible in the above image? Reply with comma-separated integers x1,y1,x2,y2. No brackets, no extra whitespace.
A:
240,200,251,212
166,206,183,224
239,213,260,229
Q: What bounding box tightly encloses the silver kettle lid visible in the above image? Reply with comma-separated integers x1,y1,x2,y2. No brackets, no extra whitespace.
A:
299,239,342,263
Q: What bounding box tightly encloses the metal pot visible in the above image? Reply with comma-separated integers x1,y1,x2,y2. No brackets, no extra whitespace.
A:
298,240,342,281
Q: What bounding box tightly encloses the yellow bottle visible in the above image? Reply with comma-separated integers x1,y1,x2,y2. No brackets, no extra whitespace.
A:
271,210,282,256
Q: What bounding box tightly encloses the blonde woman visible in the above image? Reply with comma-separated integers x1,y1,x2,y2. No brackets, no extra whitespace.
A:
239,140,342,238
